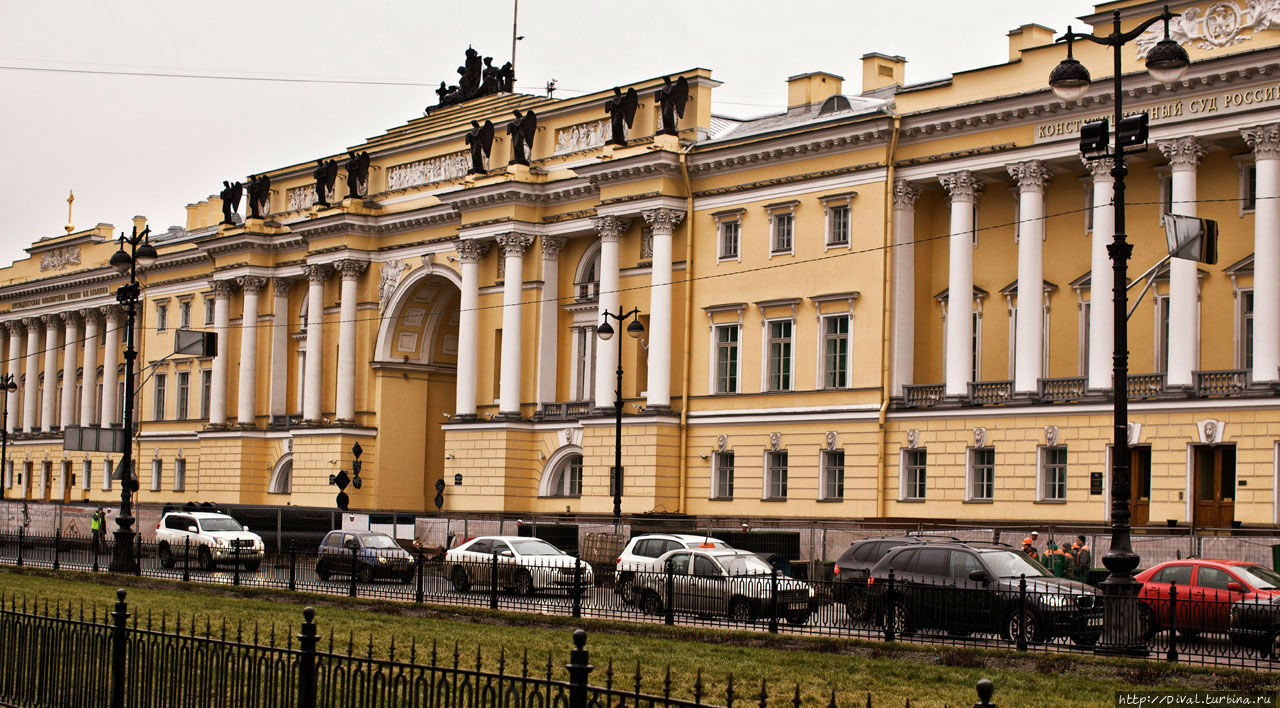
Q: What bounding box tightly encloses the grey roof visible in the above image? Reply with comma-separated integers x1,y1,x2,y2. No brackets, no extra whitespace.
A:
704,95,888,143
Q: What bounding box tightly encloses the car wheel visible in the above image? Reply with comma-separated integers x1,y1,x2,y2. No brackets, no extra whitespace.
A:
1006,609,1039,644
1137,603,1158,640
316,560,330,581
198,547,215,572
616,576,634,604
642,591,664,616
845,592,868,623
358,565,375,584
890,603,912,637
514,570,535,597
1267,630,1280,659
1071,631,1100,647
728,598,753,623
786,611,810,626
242,558,260,572
158,543,175,569
450,566,471,592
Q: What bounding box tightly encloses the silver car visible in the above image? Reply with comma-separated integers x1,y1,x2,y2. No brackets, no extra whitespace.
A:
631,548,815,625
444,535,593,596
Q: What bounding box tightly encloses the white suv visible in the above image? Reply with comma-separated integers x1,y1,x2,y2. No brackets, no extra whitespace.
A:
155,511,264,572
614,533,730,601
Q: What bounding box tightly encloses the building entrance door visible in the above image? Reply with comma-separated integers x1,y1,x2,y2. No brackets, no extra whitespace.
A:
1129,446,1151,527
1192,445,1235,529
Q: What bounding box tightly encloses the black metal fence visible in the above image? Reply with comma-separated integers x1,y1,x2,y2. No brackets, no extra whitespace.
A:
2,529,1277,671
0,588,975,708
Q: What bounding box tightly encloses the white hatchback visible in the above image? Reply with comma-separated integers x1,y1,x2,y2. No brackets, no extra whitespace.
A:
614,533,730,601
444,535,593,596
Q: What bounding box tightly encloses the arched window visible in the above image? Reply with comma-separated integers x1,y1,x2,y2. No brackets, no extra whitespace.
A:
574,243,601,302
269,455,292,494
540,449,583,498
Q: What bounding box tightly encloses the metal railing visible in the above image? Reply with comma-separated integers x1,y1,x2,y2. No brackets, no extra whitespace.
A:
1125,373,1166,399
968,380,1013,406
1193,369,1248,397
1037,376,1087,403
901,384,944,408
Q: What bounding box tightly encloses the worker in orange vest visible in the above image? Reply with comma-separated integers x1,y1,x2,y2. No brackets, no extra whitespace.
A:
1071,535,1092,581
1021,537,1040,561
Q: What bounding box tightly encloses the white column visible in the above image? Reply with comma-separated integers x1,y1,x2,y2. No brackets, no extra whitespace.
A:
455,241,489,419
269,278,292,420
890,181,921,395
536,236,566,407
642,208,684,410
4,323,20,433
1086,159,1116,390
1008,161,1052,393
939,171,982,396
236,276,266,427
99,307,120,427
496,233,534,417
1158,137,1205,388
593,216,629,409
80,310,99,426
40,314,59,431
22,318,39,432
59,312,80,427
334,260,367,422
302,264,329,422
1243,124,1280,382
209,279,234,426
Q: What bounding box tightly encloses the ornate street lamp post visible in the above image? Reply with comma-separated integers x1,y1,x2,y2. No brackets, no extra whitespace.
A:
1049,6,1189,656
597,307,644,527
107,225,157,573
0,374,15,500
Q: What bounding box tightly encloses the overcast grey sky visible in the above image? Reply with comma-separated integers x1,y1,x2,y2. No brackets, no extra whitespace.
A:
0,1,1086,269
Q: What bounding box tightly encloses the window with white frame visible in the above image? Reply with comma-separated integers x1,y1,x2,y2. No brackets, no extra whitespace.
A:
714,324,740,394
1237,157,1257,213
1082,179,1094,233
155,302,168,333
827,204,850,247
766,320,793,391
901,449,927,501
822,315,850,389
939,295,984,383
1078,299,1091,378
821,449,845,500
176,371,190,420
200,369,211,419
153,373,166,421
150,458,162,492
81,459,91,491
768,206,795,255
102,458,112,491
719,219,740,260
174,458,186,492
4,460,11,489
544,453,582,497
712,451,734,499
765,450,788,499
1238,288,1254,371
1159,173,1173,215
1006,300,1051,379
574,246,600,301
1039,446,1067,501
179,300,192,329
967,447,995,501
204,298,215,326
1154,293,1171,373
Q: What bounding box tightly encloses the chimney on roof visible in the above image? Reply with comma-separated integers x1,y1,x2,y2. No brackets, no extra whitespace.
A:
861,53,906,93
1008,24,1056,62
786,71,843,109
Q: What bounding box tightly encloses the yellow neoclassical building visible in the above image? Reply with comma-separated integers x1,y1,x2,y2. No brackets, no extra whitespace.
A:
4,0,1280,530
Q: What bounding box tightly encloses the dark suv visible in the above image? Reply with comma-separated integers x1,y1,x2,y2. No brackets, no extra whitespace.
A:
316,530,416,584
833,536,948,619
865,541,1102,645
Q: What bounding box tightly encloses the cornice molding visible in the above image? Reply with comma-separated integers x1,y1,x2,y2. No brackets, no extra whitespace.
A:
688,122,891,176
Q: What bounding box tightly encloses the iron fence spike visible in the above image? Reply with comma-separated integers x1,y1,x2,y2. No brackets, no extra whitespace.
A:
793,683,801,708
867,691,872,708
726,674,735,708
827,687,837,708
759,678,768,708
389,636,397,663
368,632,374,659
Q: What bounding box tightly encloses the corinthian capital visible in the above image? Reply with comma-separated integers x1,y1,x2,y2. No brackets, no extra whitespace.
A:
1242,124,1280,161
210,279,236,298
79,308,101,325
938,171,983,204
893,180,921,210
456,239,491,264
334,259,368,280
1007,160,1054,193
98,305,122,323
541,235,567,262
40,313,60,327
3,320,23,336
1157,136,1206,171
301,264,330,284
591,215,631,243
495,233,535,258
237,275,267,293
1083,157,1116,183
273,277,294,297
641,208,685,234
61,311,82,327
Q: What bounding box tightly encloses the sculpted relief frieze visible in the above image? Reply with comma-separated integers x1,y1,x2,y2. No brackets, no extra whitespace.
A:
386,152,470,191
1138,1,1280,57
40,246,81,272
554,119,609,155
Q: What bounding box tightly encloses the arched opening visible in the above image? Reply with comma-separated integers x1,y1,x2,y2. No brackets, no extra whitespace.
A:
539,446,584,498
574,242,601,302
269,454,292,494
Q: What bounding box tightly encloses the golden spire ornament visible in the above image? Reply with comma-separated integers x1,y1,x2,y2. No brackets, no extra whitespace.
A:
64,190,75,234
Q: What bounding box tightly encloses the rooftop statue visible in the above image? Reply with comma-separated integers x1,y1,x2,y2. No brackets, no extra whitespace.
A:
459,47,483,99
425,48,513,112
219,180,243,225
656,75,690,136
313,159,338,207
480,56,500,95
604,86,639,146
507,110,538,166
246,174,271,220
499,61,515,93
345,151,370,198
465,120,495,174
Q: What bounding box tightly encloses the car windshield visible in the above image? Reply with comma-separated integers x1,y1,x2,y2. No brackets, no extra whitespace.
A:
980,550,1051,578
1236,565,1280,589
723,555,773,576
509,539,563,556
361,535,399,549
199,518,243,532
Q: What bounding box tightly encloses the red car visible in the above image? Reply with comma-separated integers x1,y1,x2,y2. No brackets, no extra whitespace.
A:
1135,559,1280,637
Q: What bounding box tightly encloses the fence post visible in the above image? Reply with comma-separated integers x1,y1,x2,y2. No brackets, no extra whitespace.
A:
565,629,593,708
1167,580,1179,663
288,541,296,592
1017,574,1028,652
93,530,100,574
297,606,318,708
134,534,142,576
233,544,241,586
53,525,61,571
768,569,779,634
973,678,996,708
490,549,499,610
109,589,130,708
349,546,358,599
664,563,674,626
414,548,424,604
883,567,895,643
15,526,22,567
572,555,582,618
183,537,191,583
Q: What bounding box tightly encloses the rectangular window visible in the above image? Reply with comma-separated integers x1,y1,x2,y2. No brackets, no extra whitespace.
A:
715,324,739,394
1155,294,1171,373
1244,164,1257,212
766,450,788,499
828,205,850,246
1040,446,1068,501
972,311,982,382
822,315,850,389
1083,183,1094,232
771,213,793,254
204,298,215,326
179,301,191,329
156,303,168,333
150,459,161,492
153,373,166,421
3,460,11,489
902,449,927,501
571,327,596,401
719,220,740,260
968,447,995,501
821,449,845,500
1240,289,1254,371
176,372,190,420
174,459,186,492
767,320,793,391
1079,300,1091,378
102,459,112,491
81,460,91,491
712,451,734,499
199,369,211,419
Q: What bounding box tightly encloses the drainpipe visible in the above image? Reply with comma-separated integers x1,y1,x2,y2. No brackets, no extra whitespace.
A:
876,113,901,520
677,145,696,514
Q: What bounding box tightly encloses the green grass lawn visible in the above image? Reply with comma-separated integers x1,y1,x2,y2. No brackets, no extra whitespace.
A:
1,567,1276,708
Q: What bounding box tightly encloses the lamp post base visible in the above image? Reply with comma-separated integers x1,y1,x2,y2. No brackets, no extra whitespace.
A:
1094,547,1148,657
108,523,138,574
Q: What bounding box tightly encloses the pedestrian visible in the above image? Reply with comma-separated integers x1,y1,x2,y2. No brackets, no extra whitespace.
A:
1021,537,1039,561
1071,534,1092,580
90,508,103,554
